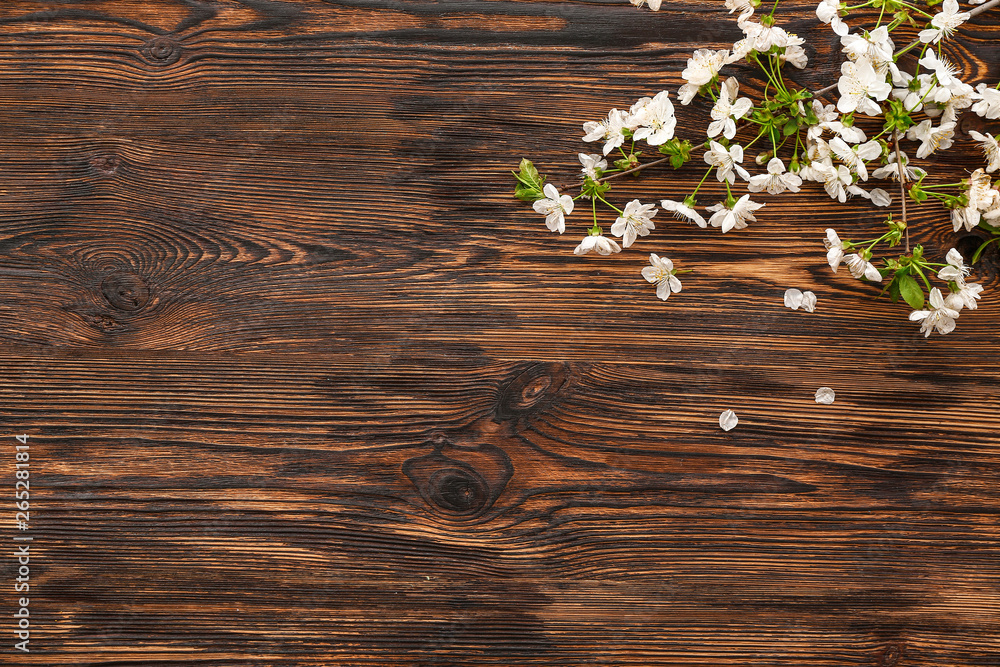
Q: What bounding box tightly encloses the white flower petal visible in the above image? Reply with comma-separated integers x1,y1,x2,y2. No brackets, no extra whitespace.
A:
815,387,836,404
719,409,739,432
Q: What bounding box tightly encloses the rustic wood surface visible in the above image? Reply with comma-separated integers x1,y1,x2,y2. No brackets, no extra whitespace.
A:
1,0,999,664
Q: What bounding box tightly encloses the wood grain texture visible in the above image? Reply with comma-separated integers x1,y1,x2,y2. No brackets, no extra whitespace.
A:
0,0,998,665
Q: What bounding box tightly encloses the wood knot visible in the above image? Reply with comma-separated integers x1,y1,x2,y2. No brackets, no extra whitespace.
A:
958,111,1000,137
426,468,489,513
875,642,903,667
140,37,181,66
495,362,570,422
88,154,119,175
101,271,149,311
402,437,513,519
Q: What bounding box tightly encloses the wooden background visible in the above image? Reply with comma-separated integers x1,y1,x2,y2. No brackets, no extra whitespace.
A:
1,0,999,664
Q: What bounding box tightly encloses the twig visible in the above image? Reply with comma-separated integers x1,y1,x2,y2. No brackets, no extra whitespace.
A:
557,156,672,190
893,129,910,252
812,0,1000,100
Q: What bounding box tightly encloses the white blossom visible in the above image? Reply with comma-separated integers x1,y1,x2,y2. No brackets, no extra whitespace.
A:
611,199,657,248
841,26,894,67
784,288,817,312
532,184,574,234
824,228,846,271
574,233,621,256
582,108,629,156
815,162,853,202
578,153,607,181
682,49,728,87
952,168,999,231
918,0,970,44
748,157,802,194
938,248,971,283
829,137,881,181
972,83,1000,119
632,91,677,146
719,409,738,432
909,287,960,337
816,0,849,36
781,44,809,69
918,51,960,87
708,78,753,140
906,119,955,159
641,253,682,300
704,141,750,184
844,253,883,282
708,194,763,233
629,0,663,10
837,57,891,115
969,131,1000,173
871,151,925,182
948,282,984,310
815,387,836,404
661,199,707,228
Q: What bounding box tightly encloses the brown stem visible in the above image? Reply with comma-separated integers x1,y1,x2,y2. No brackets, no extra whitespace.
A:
556,156,672,190
893,129,910,252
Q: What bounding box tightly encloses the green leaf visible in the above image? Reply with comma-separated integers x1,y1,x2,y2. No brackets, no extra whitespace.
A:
782,119,798,136
512,159,547,202
897,273,925,310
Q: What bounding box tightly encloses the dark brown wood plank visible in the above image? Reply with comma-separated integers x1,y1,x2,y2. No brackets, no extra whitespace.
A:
2,350,1000,664
0,0,998,665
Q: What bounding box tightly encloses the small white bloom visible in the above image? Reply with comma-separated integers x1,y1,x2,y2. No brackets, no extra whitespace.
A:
661,199,707,228
629,0,663,10
871,151,925,182
815,387,836,404
578,153,608,181
574,233,621,256
781,44,809,69
824,228,846,271
844,253,883,282
906,119,955,159
682,49,728,87
837,57,891,116
829,137,881,181
841,26,894,67
909,287,960,337
972,83,1000,119
969,131,1000,173
611,199,657,248
953,168,1000,231
949,282,984,310
632,91,677,146
708,78,753,140
784,288,817,312
641,253,682,300
708,194,764,233
918,51,960,87
815,162,853,202
937,248,971,283
704,141,750,184
719,409,738,432
582,108,630,156
748,157,802,194
918,0,970,44
532,184,574,234
725,0,755,22
816,0,848,36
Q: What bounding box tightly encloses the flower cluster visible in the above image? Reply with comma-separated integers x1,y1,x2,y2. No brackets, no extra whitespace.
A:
512,0,1000,337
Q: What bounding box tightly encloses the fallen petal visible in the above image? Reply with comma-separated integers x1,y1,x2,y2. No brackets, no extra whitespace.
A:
800,291,817,313
815,387,836,404
719,409,739,431
783,288,804,310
